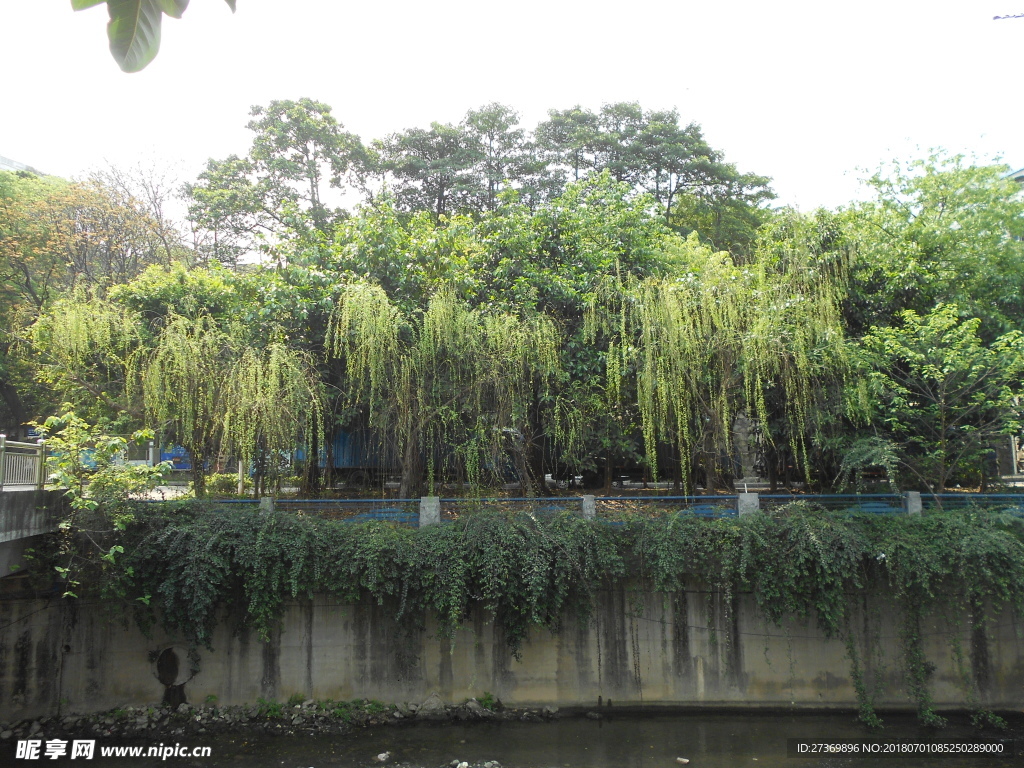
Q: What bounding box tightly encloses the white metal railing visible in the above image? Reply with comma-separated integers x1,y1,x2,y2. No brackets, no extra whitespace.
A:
0,435,47,491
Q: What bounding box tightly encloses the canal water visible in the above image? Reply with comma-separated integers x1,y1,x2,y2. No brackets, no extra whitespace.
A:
84,712,1021,767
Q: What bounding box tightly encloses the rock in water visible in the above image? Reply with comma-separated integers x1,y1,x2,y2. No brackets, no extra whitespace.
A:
375,751,390,762
676,759,690,765
416,692,448,720
464,699,496,720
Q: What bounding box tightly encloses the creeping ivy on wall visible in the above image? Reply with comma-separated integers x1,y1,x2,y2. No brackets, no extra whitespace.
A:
32,501,1014,726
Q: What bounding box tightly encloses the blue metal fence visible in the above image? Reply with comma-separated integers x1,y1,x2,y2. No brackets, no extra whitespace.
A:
596,495,738,520
920,493,1024,515
139,491,1024,528
440,497,585,522
761,494,905,515
276,498,420,525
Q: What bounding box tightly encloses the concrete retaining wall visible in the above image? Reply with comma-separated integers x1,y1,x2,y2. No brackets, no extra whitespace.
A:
0,490,63,578
1,586,1021,721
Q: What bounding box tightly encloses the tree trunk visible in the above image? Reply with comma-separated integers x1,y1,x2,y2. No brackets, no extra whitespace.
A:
301,430,322,497
399,428,424,498
190,456,206,498
0,376,29,430
520,381,551,497
766,444,779,494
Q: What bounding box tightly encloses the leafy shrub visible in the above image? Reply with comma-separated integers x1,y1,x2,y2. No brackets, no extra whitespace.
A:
199,472,253,496
256,698,283,719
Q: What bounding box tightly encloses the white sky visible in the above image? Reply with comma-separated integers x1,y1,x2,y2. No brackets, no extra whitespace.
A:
1,1,1021,211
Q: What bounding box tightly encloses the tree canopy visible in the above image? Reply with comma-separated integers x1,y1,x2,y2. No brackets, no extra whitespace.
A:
8,96,1023,495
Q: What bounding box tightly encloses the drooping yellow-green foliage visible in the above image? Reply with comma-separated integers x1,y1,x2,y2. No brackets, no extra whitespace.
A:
30,294,145,420
594,233,851,489
223,343,326,474
329,283,560,492
141,315,234,493
327,282,403,421
140,315,326,495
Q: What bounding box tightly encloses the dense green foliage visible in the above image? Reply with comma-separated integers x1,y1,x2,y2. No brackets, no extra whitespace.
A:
5,100,1024,495
855,307,1024,493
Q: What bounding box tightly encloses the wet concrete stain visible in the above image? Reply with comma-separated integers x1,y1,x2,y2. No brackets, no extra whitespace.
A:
597,588,631,697
33,635,53,705
303,600,314,697
352,601,369,688
83,612,101,699
972,622,991,696
489,612,514,696
260,626,280,700
727,593,745,691
672,591,693,684
12,630,30,698
228,623,250,699
3,586,1024,720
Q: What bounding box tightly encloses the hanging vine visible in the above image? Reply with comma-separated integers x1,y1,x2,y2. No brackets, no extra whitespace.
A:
34,496,1021,727
31,293,145,419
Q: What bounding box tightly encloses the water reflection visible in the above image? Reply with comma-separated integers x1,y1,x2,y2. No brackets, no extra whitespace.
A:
85,712,1020,768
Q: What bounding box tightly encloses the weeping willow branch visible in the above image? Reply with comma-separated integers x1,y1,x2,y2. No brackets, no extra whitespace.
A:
141,314,235,492
592,233,851,490
223,343,326,473
31,294,146,418
328,283,560,492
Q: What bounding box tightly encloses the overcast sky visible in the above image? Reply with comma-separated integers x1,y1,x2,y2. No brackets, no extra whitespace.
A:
1,1,1021,211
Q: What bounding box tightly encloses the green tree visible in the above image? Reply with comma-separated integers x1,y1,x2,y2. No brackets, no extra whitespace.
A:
375,122,483,221
471,174,670,489
463,103,540,211
186,99,368,264
2,169,186,432
535,103,775,252
596,229,851,492
34,408,169,597
856,305,1024,493
534,106,600,184
845,153,1024,338
328,284,558,496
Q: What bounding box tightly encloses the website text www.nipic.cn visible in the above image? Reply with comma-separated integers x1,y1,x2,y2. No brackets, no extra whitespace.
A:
15,739,212,761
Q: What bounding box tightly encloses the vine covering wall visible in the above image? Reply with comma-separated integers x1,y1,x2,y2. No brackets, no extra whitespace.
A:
40,501,1024,725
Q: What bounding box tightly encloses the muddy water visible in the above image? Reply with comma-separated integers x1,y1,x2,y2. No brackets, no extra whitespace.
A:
84,712,1020,768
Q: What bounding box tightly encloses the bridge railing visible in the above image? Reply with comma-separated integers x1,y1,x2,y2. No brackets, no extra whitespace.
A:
0,436,47,491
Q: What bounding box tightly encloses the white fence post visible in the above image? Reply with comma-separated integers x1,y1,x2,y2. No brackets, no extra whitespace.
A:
0,434,6,491
419,497,441,527
581,495,596,520
34,440,46,489
738,492,760,516
905,491,922,516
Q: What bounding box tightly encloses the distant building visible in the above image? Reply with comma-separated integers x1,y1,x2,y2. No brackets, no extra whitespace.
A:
0,155,43,175
1007,167,1024,184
